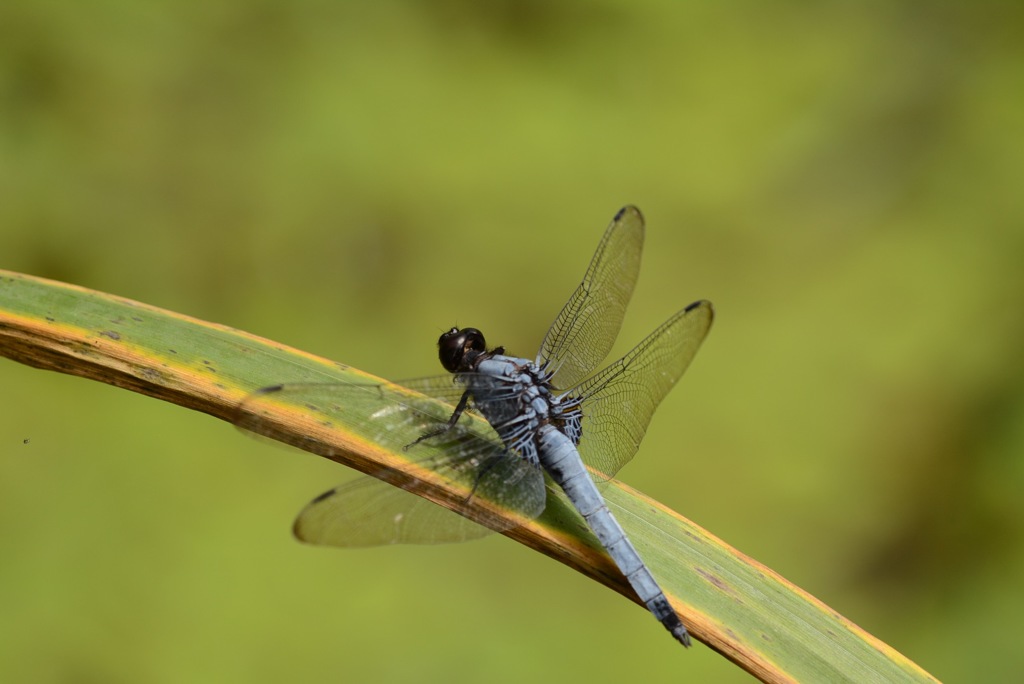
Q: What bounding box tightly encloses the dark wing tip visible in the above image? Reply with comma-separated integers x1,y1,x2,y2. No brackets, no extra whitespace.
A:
684,299,714,321
614,205,643,223
309,487,337,505
292,487,338,541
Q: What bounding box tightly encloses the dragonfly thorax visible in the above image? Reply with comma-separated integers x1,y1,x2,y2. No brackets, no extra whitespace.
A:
467,354,555,466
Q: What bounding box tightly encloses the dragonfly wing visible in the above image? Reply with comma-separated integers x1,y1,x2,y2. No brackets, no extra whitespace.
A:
538,206,645,390
236,377,477,456
571,300,713,479
295,477,498,546
295,448,546,546
237,379,546,545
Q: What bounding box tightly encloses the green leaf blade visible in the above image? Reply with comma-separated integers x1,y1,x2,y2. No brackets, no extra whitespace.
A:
0,269,940,683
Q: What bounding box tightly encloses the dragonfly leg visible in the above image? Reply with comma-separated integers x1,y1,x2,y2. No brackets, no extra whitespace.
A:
404,388,472,450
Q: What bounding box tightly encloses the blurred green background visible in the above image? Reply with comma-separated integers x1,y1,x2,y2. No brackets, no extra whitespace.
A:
2,1,1023,682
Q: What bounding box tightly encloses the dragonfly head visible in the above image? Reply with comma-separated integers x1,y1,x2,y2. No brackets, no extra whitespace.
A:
438,327,486,373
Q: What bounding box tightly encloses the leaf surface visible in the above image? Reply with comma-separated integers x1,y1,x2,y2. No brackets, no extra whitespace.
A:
0,270,940,683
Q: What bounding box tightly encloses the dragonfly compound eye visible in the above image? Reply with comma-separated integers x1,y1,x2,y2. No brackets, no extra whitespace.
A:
437,327,487,372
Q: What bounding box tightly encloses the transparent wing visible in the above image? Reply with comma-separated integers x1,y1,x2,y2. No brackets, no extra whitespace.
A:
236,379,547,546
294,469,527,547
538,205,645,390
571,300,713,479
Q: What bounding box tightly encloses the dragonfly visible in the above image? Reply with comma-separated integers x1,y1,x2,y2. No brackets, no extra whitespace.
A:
237,206,713,648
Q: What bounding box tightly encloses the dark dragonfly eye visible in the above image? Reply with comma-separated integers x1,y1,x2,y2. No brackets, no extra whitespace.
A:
437,327,486,372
